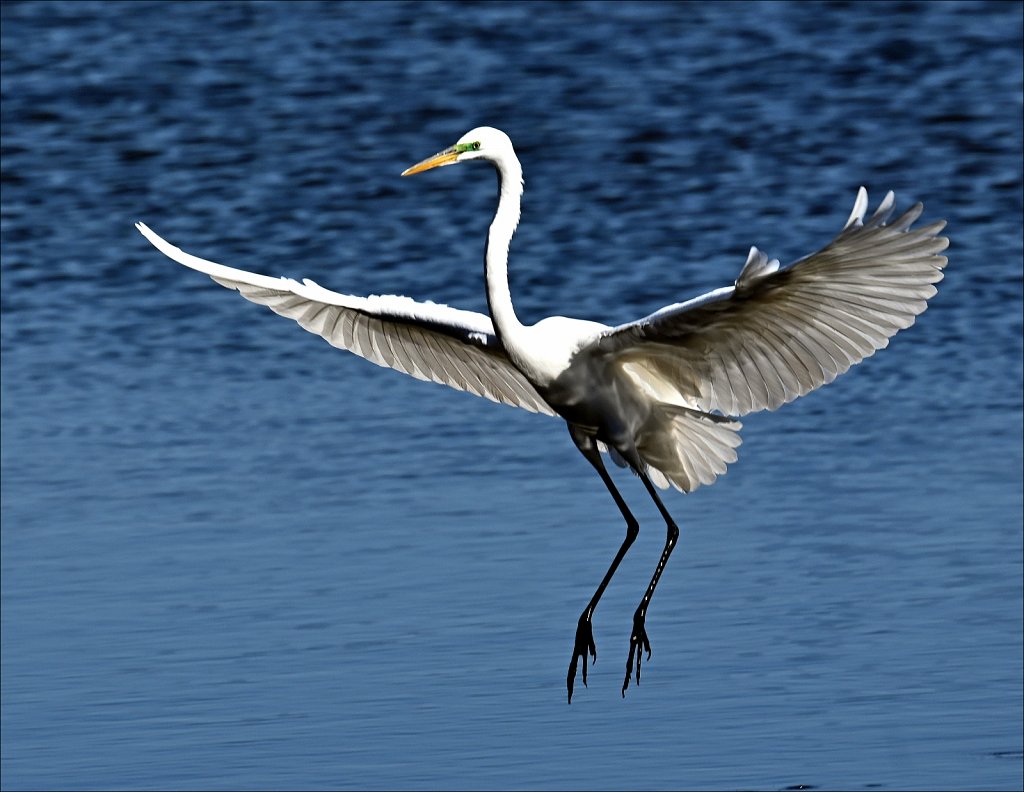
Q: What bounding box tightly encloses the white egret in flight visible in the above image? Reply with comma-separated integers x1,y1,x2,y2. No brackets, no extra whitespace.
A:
136,126,948,702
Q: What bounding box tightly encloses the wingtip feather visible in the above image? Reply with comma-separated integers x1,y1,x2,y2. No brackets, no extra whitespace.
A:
844,187,869,230
864,190,896,227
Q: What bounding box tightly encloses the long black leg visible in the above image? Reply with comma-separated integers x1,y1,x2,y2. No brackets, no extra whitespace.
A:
567,427,640,704
622,468,680,697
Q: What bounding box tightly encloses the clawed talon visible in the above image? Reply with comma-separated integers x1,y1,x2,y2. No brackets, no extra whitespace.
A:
621,613,652,697
567,616,597,703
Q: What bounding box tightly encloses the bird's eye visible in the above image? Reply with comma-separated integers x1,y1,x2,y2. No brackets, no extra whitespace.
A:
471,142,481,151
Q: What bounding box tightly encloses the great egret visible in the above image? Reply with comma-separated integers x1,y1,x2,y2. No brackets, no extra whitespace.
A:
136,126,949,702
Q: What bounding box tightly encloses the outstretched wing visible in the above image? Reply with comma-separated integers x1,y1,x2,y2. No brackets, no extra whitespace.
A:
137,223,555,416
594,188,949,416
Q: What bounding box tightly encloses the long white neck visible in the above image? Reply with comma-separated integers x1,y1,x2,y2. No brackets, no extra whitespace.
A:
484,153,526,345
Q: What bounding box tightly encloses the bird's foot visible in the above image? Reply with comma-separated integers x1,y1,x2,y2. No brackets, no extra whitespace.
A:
621,611,652,697
567,615,597,704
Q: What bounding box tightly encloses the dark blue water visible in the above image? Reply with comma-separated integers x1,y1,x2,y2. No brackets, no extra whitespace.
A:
2,1,1021,789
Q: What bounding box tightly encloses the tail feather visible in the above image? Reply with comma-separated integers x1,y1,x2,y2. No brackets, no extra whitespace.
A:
638,405,742,492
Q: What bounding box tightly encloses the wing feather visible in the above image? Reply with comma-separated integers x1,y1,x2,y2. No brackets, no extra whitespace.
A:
137,223,556,416
595,188,948,416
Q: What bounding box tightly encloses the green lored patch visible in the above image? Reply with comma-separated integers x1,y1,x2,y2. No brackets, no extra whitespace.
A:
453,141,481,153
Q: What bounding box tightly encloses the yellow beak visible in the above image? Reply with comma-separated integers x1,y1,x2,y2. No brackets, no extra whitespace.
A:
401,147,459,176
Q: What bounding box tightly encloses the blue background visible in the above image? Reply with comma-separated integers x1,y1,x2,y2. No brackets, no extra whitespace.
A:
2,1,1022,789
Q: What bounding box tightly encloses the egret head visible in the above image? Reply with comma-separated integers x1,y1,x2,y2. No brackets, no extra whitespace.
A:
401,127,513,176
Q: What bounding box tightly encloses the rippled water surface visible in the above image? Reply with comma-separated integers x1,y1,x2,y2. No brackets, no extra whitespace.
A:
2,2,1022,790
